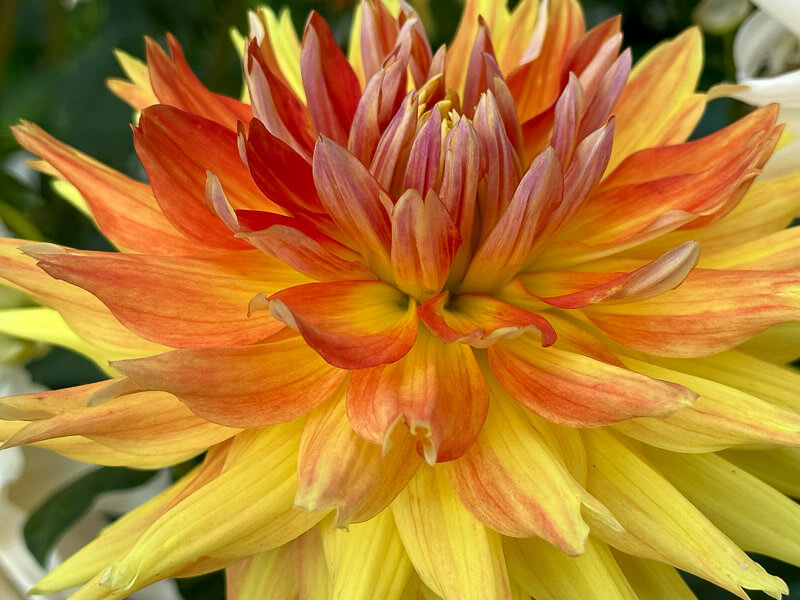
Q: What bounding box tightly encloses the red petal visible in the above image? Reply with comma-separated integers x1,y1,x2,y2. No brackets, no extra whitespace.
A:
268,280,418,369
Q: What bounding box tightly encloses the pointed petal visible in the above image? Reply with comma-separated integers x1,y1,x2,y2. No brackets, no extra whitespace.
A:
11,122,200,255
99,424,326,595
370,92,419,198
268,280,417,370
722,448,800,499
295,384,422,527
418,290,556,348
649,450,800,567
391,189,459,300
460,146,562,292
612,552,698,600
445,367,614,554
505,535,637,600
106,49,158,111
583,429,788,600
347,326,488,464
30,248,292,348
404,108,442,197
313,136,394,277
391,465,511,600
321,509,414,600
114,334,346,428
145,35,252,129
586,269,800,357
462,19,498,117
301,12,362,144
489,327,696,427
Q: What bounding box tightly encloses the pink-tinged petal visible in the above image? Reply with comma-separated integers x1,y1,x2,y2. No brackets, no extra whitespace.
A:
30,247,294,348
609,28,705,170
506,0,586,122
245,41,315,159
614,354,800,452
488,325,697,427
533,241,699,309
268,280,417,369
313,136,394,277
301,12,362,144
473,91,522,241
133,106,257,250
391,189,459,300
586,269,800,357
359,0,399,81
295,384,422,527
347,327,487,464
445,371,617,552
566,18,622,101
114,334,346,428
2,388,238,459
244,118,325,219
370,91,419,198
462,19,497,118
551,73,584,168
238,213,374,282
405,13,434,88
0,240,167,357
579,48,630,139
145,35,252,129
11,122,202,255
391,465,512,600
418,291,556,348
404,107,442,197
349,48,409,166
439,116,483,247
460,146,562,293
486,65,524,159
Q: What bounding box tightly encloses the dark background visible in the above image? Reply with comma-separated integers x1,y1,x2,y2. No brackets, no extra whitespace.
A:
1,1,796,598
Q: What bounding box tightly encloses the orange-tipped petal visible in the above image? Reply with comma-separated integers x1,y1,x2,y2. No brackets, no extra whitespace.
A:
145,35,251,129
488,327,697,427
403,107,443,197
30,248,294,348
391,189,459,300
369,91,419,198
391,465,512,600
358,0,400,81
268,280,417,369
587,269,800,357
113,334,346,428
11,121,201,255
313,136,394,277
301,12,362,144
418,290,556,348
446,370,615,553
347,326,487,464
295,384,422,527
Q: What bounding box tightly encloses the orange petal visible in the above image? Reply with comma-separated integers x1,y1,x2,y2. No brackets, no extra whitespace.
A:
587,269,800,357
460,146,561,292
313,136,394,278
2,388,238,459
609,27,705,169
11,121,201,255
30,248,292,348
531,241,699,308
404,107,442,197
391,189,459,300
113,334,346,428
418,290,556,347
347,326,488,464
445,369,616,553
145,35,252,129
268,280,417,369
295,384,422,526
369,91,419,199
135,105,275,250
488,327,696,426
358,0,400,81
300,12,362,144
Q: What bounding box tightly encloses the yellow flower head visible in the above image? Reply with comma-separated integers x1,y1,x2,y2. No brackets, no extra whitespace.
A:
2,1,800,598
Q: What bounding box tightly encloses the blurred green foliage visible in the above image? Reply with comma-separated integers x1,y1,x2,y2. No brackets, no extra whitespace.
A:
1,1,796,599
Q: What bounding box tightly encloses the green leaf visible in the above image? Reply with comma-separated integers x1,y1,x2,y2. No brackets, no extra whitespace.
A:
23,466,159,566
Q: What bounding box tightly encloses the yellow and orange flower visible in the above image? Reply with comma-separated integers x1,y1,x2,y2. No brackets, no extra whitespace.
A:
2,0,800,598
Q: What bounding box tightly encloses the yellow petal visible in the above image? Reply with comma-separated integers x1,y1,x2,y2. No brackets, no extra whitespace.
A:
321,510,413,600
391,465,511,600
226,548,298,600
648,449,800,566
583,429,787,599
612,551,698,600
505,535,637,600
722,448,800,499
737,322,800,364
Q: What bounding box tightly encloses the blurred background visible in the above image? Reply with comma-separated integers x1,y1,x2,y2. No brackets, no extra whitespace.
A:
0,0,794,598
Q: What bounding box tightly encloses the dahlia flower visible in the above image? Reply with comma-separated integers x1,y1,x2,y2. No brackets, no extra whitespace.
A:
2,0,800,598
